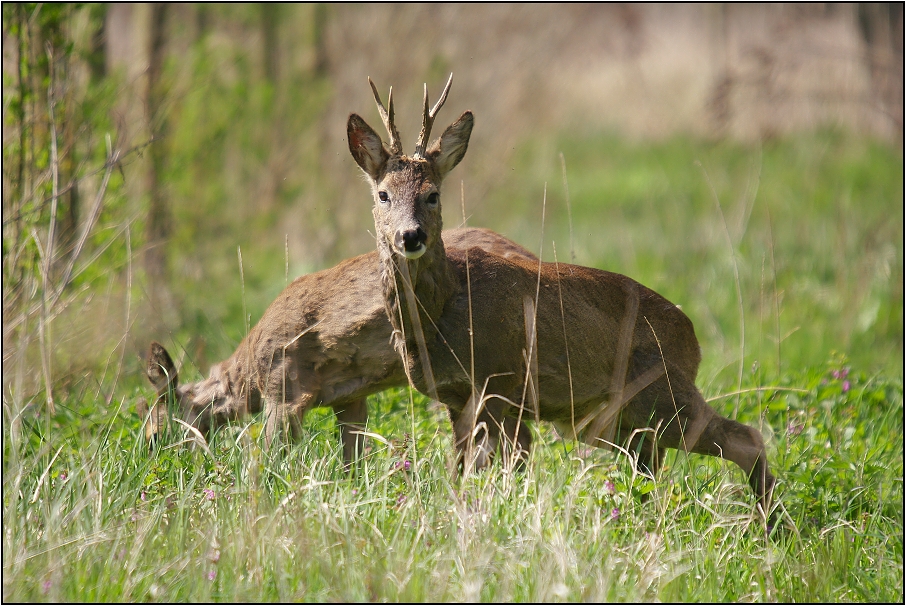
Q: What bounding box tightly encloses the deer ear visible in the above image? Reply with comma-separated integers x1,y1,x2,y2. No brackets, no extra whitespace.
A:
427,111,473,179
147,341,178,396
347,114,389,180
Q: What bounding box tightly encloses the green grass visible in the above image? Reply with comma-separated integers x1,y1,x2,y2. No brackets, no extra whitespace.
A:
3,364,902,601
3,130,903,601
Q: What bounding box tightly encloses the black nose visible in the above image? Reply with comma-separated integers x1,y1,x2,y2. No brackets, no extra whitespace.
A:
401,228,427,252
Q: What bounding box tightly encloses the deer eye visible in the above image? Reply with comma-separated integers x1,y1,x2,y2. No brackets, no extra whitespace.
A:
426,192,440,207
378,191,390,204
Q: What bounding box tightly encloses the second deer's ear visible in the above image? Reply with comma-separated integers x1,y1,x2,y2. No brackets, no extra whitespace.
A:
427,111,473,179
347,114,389,181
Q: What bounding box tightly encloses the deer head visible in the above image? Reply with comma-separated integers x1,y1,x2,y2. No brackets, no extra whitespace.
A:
136,342,237,447
347,74,473,260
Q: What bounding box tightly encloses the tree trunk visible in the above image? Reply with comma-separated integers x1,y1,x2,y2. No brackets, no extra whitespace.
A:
261,4,279,83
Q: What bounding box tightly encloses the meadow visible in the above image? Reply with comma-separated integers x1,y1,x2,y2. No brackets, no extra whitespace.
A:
3,127,903,601
3,6,903,600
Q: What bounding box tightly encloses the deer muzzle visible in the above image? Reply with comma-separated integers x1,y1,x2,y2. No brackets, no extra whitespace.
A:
397,227,428,259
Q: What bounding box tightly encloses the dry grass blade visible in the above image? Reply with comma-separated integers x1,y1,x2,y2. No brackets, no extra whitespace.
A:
396,257,440,402
171,418,214,458
697,159,745,419
29,445,65,504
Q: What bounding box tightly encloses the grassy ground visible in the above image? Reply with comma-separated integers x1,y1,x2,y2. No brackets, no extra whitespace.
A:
3,131,903,601
4,368,902,601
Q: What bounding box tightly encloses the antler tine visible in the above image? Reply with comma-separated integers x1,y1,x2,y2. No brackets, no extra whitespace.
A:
413,72,453,158
368,77,402,155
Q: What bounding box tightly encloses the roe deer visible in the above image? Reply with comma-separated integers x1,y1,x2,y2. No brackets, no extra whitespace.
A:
136,227,537,466
346,75,775,512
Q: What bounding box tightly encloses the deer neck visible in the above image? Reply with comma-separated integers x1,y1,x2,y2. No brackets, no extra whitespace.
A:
377,230,457,386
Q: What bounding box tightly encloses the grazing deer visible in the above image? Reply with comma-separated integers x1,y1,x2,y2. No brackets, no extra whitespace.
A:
346,75,775,511
136,227,536,466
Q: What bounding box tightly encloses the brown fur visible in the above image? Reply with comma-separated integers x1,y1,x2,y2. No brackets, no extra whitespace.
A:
137,227,537,466
347,77,775,511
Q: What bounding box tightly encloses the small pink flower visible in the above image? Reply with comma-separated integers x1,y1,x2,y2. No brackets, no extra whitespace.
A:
396,494,407,507
842,380,851,393
59,472,67,481
603,480,615,494
140,491,147,502
42,580,52,594
351,489,358,496
207,570,216,581
611,508,620,521
203,488,215,501
787,422,804,437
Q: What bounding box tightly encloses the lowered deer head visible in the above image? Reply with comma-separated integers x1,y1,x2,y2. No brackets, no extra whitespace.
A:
136,341,260,449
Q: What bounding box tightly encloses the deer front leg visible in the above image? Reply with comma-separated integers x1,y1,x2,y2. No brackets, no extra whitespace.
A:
450,394,526,474
636,371,776,514
450,394,497,475
333,398,368,470
500,414,533,471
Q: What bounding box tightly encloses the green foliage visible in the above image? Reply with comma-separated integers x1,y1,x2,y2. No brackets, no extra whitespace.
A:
2,2,129,358
153,7,333,359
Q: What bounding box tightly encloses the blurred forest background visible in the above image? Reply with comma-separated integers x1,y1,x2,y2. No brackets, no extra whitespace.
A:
2,3,903,416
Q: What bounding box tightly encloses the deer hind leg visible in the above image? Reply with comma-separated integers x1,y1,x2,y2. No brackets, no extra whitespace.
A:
333,398,368,470
634,371,775,511
262,356,321,447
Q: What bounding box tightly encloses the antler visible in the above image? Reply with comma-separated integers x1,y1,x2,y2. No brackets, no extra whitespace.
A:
413,72,453,159
368,77,403,155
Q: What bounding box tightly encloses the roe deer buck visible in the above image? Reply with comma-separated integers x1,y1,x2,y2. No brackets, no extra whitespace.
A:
346,74,775,512
136,227,536,466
